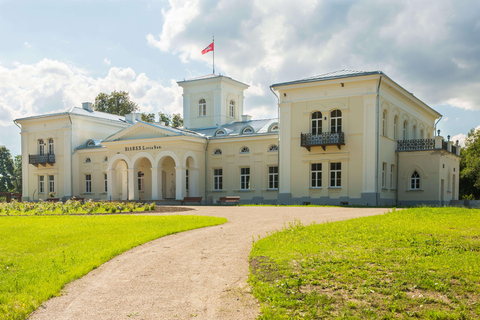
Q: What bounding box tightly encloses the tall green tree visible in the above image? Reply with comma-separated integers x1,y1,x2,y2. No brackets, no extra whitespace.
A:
0,146,14,192
460,128,480,199
13,155,22,193
172,113,183,128
158,112,171,126
93,91,139,116
141,113,155,123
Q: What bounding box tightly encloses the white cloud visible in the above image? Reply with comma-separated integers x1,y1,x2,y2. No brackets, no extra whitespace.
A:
0,59,182,155
24,42,32,48
453,125,480,147
103,58,111,65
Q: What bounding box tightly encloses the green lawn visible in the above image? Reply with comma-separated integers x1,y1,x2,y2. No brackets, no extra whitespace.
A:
0,214,227,320
249,207,480,319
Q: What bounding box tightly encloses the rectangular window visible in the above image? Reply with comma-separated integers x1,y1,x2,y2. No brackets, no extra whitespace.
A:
186,169,189,191
310,163,322,188
382,162,387,188
39,175,45,193
85,174,92,193
213,169,223,191
240,167,250,190
138,172,144,191
48,175,55,193
268,166,279,190
104,173,108,193
330,162,341,187
390,165,395,189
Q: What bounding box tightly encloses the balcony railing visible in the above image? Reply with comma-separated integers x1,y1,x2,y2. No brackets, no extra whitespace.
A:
300,132,345,151
397,139,435,151
29,154,55,167
452,145,457,155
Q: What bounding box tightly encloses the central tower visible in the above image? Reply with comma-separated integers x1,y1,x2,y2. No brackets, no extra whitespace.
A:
177,74,249,129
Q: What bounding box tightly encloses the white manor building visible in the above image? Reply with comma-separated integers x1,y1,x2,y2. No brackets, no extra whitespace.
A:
15,70,461,206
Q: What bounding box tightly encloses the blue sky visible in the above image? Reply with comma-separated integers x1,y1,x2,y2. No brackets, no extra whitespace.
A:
1,0,480,155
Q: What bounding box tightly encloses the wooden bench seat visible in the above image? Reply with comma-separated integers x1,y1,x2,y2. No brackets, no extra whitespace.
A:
217,196,240,205
181,197,203,205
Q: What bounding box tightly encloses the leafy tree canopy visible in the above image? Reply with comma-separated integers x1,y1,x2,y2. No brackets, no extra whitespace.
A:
141,113,155,123
460,128,480,199
0,146,15,193
93,91,139,116
157,112,183,128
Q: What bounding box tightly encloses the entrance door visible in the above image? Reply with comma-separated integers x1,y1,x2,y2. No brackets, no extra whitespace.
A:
162,170,167,200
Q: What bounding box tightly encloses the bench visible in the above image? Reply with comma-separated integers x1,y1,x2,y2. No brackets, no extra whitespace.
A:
217,196,240,205
181,197,203,205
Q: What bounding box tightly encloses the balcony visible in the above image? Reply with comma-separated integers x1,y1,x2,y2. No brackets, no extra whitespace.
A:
29,154,55,167
300,132,345,151
397,139,459,155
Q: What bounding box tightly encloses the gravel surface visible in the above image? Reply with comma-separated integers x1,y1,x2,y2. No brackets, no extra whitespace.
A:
29,206,389,320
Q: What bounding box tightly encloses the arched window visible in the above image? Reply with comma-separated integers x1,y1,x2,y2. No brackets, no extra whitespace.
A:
48,138,54,155
229,100,235,118
268,144,278,152
199,99,206,116
240,146,250,154
403,121,408,140
85,157,91,163
394,116,398,140
87,140,95,147
330,110,342,133
242,127,253,134
420,129,424,139
103,156,108,162
412,125,416,139
410,171,420,190
38,139,45,155
213,148,222,155
269,124,279,132
215,129,225,136
382,111,387,136
311,111,322,135
138,171,144,191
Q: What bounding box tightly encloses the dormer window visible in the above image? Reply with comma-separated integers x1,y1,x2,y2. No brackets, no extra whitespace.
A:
199,99,206,116
242,127,254,134
270,124,279,132
229,100,235,118
240,146,250,154
87,140,95,147
215,129,226,136
213,148,222,155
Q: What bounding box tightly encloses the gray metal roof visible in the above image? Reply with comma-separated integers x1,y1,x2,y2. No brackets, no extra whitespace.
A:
177,74,249,87
15,106,129,124
271,69,382,87
191,118,278,137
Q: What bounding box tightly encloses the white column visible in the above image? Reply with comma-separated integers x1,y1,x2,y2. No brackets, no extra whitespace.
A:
189,168,199,197
107,168,116,201
127,168,136,200
362,96,377,192
151,167,159,200
63,129,72,198
121,169,128,200
20,132,29,201
175,166,186,200
279,103,292,193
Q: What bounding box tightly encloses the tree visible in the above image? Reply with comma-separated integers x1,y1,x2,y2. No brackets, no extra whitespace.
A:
141,113,155,123
158,112,171,126
460,128,480,199
13,155,22,193
0,146,14,192
172,113,183,128
93,91,139,116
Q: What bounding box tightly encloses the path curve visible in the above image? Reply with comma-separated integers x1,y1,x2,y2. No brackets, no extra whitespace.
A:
30,206,389,320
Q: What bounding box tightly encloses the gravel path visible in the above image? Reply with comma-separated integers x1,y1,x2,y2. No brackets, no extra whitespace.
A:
29,206,389,320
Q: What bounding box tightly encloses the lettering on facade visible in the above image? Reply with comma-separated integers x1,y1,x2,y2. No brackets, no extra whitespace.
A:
124,145,162,152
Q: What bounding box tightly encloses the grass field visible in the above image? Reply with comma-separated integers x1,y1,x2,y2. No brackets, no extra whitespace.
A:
0,214,227,320
249,207,480,319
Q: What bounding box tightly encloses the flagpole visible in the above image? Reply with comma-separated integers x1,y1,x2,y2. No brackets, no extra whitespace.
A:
212,35,215,74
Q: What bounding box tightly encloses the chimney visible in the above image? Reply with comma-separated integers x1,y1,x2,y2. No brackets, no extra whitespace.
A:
241,114,252,122
82,102,93,112
125,112,142,123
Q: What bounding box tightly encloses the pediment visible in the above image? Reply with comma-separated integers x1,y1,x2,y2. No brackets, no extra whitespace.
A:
103,122,181,142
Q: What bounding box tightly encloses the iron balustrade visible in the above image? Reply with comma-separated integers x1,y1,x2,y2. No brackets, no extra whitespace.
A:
397,139,435,151
300,132,345,151
29,154,55,166
452,145,457,155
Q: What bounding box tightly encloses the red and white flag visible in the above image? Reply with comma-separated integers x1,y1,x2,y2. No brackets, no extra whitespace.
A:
202,42,214,54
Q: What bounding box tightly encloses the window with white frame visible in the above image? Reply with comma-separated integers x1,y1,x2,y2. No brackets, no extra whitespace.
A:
186,170,189,192
403,121,408,140
382,111,387,136
240,167,250,190
311,163,322,188
242,127,253,134
330,110,342,133
394,116,398,140
85,157,91,163
39,139,45,155
412,125,416,139
48,175,55,193
330,162,341,187
215,129,225,136
382,162,387,188
410,171,420,190
48,138,54,155
104,173,108,193
138,171,144,191
390,165,395,189
85,174,91,193
213,169,223,190
268,144,278,152
311,111,322,135
213,148,222,155
240,146,249,154
229,100,235,118
270,124,278,132
39,175,45,193
198,99,206,116
268,166,278,190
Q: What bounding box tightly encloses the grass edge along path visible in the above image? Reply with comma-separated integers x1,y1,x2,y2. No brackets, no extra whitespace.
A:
0,214,227,320
249,207,480,319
